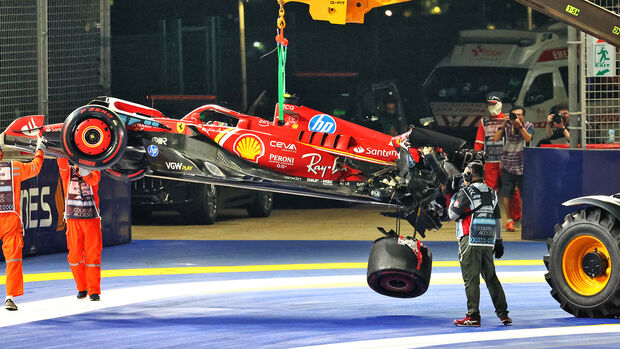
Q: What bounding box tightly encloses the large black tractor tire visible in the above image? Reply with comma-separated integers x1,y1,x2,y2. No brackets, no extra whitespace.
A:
544,207,620,318
367,237,433,298
191,184,218,225
61,105,127,170
247,191,273,218
103,150,148,181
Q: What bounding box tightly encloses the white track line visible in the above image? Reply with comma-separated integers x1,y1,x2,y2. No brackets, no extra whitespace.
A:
293,324,620,349
0,271,545,328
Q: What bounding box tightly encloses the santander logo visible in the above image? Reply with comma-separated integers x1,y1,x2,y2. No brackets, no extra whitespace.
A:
353,146,364,154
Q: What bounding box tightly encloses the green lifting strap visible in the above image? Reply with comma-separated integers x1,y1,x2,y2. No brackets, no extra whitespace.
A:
277,40,287,124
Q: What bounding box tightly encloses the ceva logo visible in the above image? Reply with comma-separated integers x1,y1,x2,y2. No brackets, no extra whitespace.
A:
309,114,337,134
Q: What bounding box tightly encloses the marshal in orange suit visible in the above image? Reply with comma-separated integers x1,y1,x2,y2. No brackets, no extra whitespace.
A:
0,135,45,311
57,158,102,301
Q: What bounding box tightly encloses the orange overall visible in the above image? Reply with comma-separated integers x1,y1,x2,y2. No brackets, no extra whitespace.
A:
0,150,44,297
57,159,102,295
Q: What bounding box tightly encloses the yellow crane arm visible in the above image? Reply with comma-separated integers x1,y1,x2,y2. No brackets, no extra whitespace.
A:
283,0,412,25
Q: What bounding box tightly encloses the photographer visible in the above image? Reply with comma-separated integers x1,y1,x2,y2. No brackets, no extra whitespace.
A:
493,106,534,232
543,104,570,144
449,161,511,327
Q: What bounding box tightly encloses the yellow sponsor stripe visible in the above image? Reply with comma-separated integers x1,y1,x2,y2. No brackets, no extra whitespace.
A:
436,259,543,267
213,127,233,144
0,260,543,284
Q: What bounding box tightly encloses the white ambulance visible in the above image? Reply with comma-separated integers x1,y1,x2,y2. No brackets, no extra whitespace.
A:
423,22,569,146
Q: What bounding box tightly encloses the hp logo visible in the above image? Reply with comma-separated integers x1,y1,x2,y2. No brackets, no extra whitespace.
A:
308,114,337,134
147,145,159,157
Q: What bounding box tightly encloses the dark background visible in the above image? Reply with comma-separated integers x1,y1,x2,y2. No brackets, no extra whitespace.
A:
110,0,554,116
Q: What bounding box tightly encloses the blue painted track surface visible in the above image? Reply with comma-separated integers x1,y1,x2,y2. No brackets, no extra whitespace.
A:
1,240,619,348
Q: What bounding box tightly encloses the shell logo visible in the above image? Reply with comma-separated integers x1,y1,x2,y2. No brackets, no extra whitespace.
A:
234,134,264,163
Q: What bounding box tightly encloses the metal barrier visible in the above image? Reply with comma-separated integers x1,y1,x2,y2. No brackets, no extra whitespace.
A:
522,147,620,240
582,1,619,145
0,0,110,128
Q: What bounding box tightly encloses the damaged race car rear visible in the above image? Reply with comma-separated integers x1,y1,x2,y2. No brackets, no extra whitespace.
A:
2,96,482,299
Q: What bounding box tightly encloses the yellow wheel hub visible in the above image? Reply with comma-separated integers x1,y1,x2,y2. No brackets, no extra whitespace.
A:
562,235,611,296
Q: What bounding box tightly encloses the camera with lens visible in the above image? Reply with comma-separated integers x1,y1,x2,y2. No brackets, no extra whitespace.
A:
509,112,517,121
551,113,563,125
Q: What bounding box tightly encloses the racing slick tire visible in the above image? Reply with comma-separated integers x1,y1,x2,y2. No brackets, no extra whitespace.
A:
246,191,273,218
192,184,218,225
367,237,432,298
103,150,148,181
61,105,126,170
544,207,620,318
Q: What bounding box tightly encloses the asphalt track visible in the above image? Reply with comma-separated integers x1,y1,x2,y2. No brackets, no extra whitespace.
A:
1,238,620,348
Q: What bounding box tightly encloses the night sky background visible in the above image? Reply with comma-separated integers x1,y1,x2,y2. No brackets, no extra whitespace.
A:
109,0,555,116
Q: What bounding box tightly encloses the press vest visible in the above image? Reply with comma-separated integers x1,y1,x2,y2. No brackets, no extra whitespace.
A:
454,182,500,246
0,162,16,213
475,114,504,163
64,167,99,220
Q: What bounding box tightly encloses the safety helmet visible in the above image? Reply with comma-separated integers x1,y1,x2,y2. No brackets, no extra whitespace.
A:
487,96,502,116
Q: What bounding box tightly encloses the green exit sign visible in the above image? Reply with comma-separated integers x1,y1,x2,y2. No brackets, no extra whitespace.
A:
565,5,580,16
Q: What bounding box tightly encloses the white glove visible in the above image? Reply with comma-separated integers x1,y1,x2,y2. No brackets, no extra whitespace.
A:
36,136,45,152
78,167,91,177
0,133,4,151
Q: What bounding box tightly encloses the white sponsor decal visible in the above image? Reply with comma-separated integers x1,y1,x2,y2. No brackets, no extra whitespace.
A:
166,162,182,170
258,119,271,127
270,140,297,152
20,186,52,229
365,147,398,158
353,146,364,154
283,175,303,181
165,162,193,171
301,153,346,177
21,118,39,137
43,126,61,133
151,137,168,145
268,154,295,169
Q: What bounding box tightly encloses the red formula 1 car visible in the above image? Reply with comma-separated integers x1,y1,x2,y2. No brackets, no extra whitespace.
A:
2,97,476,298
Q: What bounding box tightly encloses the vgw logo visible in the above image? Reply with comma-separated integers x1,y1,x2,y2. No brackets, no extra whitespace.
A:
308,114,337,134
